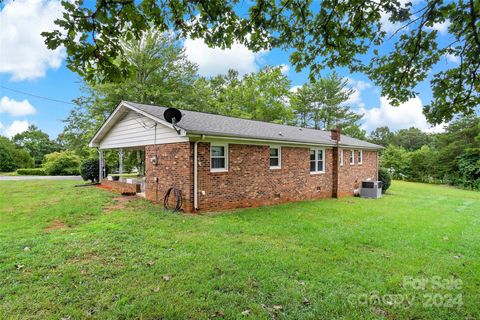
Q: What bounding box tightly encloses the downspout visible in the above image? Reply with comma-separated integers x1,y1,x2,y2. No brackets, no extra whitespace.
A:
194,141,199,211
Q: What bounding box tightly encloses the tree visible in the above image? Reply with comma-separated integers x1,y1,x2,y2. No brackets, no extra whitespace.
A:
0,137,34,172
380,145,411,179
88,30,199,110
369,127,394,147
217,67,293,123
456,148,480,189
408,145,437,182
392,127,431,151
43,1,480,125
341,126,367,141
290,85,312,128
12,125,62,166
434,115,480,181
291,74,363,133
61,30,205,157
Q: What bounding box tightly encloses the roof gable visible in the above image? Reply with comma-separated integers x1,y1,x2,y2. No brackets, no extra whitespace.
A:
89,102,185,148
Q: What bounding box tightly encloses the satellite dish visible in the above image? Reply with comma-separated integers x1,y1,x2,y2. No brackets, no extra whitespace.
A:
164,108,182,124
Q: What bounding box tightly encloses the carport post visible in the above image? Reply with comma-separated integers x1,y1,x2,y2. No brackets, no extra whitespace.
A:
98,150,104,182
118,148,123,175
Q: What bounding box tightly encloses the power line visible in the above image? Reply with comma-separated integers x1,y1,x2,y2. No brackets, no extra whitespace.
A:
0,85,77,105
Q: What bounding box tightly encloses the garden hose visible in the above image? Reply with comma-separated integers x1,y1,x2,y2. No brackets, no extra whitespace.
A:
163,187,183,212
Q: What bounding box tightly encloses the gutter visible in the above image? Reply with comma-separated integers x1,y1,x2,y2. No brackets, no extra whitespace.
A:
187,133,383,151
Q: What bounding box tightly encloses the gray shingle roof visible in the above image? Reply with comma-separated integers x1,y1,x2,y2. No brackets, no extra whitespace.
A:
126,101,383,149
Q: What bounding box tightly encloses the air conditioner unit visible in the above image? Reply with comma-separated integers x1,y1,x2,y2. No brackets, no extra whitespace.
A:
360,181,382,199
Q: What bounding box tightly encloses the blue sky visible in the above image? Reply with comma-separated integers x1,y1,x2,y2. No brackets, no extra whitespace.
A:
0,0,455,139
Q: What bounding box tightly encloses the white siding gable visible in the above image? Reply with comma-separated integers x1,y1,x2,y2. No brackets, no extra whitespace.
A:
99,110,187,149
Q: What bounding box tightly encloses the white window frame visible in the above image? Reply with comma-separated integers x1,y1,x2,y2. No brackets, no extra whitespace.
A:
310,148,325,174
339,149,344,166
358,150,363,165
210,143,228,172
350,149,355,165
269,146,281,169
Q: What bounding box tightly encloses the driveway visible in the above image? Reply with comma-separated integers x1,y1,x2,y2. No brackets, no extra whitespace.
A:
0,176,82,181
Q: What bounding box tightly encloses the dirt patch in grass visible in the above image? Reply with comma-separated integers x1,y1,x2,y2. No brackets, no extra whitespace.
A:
44,219,69,232
104,195,138,212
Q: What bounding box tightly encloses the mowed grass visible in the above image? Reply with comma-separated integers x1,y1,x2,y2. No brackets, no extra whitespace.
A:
0,181,479,319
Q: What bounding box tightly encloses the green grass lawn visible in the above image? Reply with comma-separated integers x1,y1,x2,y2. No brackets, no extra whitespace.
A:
0,181,479,319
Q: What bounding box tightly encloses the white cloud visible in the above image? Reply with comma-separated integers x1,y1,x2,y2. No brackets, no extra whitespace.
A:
380,12,404,34
444,53,460,64
348,78,371,91
380,0,424,34
0,0,66,81
0,96,36,116
279,64,290,75
346,90,364,107
361,96,445,133
184,38,265,77
290,85,302,93
427,20,450,35
344,77,372,108
0,120,30,137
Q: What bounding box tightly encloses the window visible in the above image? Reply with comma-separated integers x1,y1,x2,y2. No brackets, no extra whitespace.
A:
350,149,355,165
211,144,228,172
340,149,344,166
358,150,363,164
270,146,281,169
310,148,325,173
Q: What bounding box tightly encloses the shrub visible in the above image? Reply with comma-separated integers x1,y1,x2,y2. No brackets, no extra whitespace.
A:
408,145,437,182
0,143,15,172
0,137,34,171
378,168,392,194
43,151,81,176
380,145,411,179
455,148,480,189
13,148,34,169
80,158,99,183
16,168,47,175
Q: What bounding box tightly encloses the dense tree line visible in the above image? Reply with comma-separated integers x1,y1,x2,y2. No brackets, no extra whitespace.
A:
0,125,63,172
374,116,480,190
12,125,63,166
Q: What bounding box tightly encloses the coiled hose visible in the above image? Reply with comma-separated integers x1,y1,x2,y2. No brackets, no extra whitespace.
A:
163,187,183,212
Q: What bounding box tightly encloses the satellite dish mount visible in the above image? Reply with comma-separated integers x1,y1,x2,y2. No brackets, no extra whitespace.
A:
164,108,182,134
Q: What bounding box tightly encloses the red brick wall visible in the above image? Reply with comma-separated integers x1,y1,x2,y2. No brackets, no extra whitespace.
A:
144,142,193,212
101,180,140,195
141,142,378,213
337,149,378,197
197,143,334,212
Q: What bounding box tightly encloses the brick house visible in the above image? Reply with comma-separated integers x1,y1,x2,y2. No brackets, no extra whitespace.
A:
90,101,383,212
